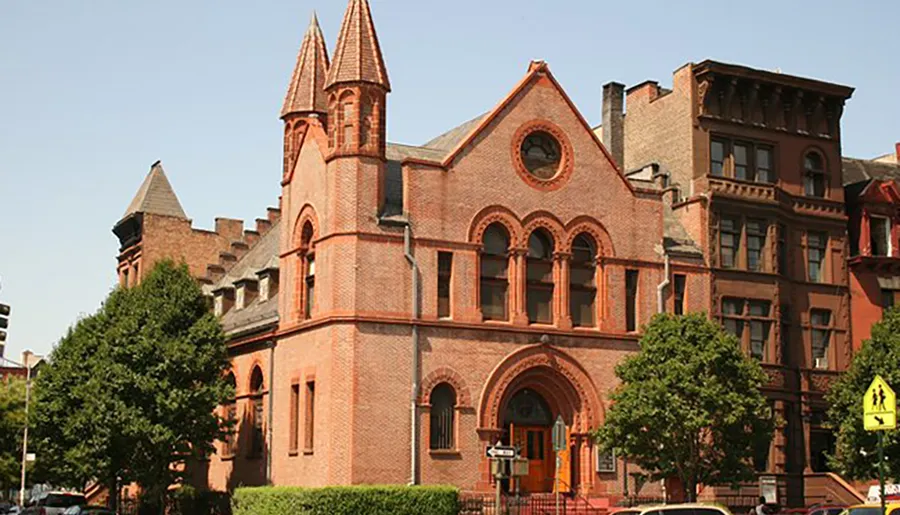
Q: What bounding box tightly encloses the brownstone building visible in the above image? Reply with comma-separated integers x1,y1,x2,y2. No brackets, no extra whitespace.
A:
618,62,855,504
112,0,869,508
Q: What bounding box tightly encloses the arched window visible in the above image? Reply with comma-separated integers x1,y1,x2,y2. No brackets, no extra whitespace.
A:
480,224,510,321
223,373,237,456
429,383,456,450
804,152,826,198
527,230,555,324
249,366,265,458
570,234,597,327
341,94,355,150
299,221,315,320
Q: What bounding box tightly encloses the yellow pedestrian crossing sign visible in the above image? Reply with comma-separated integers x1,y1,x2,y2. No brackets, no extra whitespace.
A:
864,375,896,431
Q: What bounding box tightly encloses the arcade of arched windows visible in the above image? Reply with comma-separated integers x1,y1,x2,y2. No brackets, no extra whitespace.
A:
470,210,616,331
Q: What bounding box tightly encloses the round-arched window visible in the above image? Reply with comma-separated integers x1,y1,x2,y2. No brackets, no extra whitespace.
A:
520,131,562,180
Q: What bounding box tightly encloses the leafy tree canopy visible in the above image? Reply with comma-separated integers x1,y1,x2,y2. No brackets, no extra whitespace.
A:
0,377,27,492
595,313,774,501
828,307,900,481
32,260,232,507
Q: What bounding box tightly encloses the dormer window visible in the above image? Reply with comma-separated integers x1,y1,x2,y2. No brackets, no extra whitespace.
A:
871,216,892,257
235,280,259,310
258,269,280,302
213,288,235,317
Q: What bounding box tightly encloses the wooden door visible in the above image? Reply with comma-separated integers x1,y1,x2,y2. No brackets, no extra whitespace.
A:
511,425,551,493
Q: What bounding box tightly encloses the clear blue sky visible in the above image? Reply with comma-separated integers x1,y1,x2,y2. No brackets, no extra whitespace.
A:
1,0,898,360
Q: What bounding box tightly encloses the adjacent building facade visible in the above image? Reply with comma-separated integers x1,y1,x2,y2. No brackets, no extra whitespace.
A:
112,0,882,507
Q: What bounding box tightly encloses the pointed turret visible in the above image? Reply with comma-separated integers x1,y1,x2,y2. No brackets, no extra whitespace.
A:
324,0,389,159
281,12,330,119
122,161,187,220
326,0,390,91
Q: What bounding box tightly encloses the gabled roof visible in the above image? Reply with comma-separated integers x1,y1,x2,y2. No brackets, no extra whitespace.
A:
326,0,390,91
281,12,330,118
122,161,187,220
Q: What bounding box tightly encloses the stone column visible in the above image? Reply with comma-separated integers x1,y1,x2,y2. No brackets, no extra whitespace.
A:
512,248,529,325
555,252,573,330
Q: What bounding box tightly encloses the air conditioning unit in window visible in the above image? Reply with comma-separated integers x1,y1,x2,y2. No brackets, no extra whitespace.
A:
814,358,828,369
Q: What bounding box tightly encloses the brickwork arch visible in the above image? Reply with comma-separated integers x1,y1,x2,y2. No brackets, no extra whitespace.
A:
292,204,320,250
477,343,603,434
521,211,566,250
468,206,522,248
419,367,472,408
563,216,615,257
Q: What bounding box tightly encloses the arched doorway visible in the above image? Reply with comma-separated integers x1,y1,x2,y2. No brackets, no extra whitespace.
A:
502,388,555,493
478,344,604,495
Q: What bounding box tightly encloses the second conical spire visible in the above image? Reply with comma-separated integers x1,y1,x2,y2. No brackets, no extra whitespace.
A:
326,0,390,91
281,12,330,118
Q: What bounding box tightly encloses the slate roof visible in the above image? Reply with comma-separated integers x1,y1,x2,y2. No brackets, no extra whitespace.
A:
326,0,390,91
123,161,187,220
423,113,489,152
281,12,330,118
216,219,281,335
843,157,900,186
663,206,703,257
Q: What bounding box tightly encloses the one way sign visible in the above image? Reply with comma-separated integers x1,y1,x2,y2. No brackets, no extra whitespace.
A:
486,444,517,459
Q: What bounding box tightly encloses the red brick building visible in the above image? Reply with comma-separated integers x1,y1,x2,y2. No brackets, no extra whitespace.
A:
844,146,900,351
112,0,869,508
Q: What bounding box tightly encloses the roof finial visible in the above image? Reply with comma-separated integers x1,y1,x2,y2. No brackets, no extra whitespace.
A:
281,10,330,118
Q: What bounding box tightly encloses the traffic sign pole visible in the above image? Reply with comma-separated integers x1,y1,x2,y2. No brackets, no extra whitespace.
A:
880,431,886,515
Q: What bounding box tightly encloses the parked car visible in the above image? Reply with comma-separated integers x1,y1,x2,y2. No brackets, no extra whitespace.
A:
20,492,86,515
613,503,734,515
845,503,900,515
61,506,114,515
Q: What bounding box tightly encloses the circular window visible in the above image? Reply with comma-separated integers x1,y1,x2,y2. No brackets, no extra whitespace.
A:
520,131,562,180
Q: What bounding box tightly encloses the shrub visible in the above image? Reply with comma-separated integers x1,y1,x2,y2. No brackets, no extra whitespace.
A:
232,485,459,515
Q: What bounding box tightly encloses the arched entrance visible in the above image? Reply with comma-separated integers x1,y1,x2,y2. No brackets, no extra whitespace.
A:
502,388,555,493
477,344,604,495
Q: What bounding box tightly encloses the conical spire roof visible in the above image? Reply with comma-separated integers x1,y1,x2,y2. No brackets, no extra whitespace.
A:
123,161,187,219
281,12,330,118
326,0,390,91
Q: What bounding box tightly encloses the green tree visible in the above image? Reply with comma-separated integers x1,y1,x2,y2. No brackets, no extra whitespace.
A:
827,307,900,481
32,260,233,510
595,313,774,502
0,377,27,494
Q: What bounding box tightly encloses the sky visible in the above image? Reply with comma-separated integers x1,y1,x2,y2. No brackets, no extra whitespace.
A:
1,0,898,360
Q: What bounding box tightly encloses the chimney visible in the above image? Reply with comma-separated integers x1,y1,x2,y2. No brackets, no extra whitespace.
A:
602,82,625,169
895,142,899,162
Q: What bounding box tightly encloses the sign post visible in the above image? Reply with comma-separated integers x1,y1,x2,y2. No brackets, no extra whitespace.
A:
488,442,520,515
552,416,567,515
864,375,897,515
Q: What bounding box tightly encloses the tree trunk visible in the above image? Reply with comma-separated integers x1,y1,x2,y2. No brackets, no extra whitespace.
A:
685,475,698,503
107,477,118,512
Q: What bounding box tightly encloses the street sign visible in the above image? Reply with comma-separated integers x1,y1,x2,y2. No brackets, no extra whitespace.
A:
552,415,566,452
486,444,517,459
864,375,897,431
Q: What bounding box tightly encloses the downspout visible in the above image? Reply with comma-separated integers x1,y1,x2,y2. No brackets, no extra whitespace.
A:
404,223,421,485
267,340,276,484
657,250,671,313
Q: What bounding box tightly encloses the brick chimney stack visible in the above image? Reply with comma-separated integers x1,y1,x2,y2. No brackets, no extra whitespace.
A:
602,82,625,169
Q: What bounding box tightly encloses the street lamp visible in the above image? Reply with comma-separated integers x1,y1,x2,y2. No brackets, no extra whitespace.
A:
2,355,34,507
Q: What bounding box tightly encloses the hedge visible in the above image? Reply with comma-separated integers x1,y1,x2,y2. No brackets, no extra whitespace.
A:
232,485,460,515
